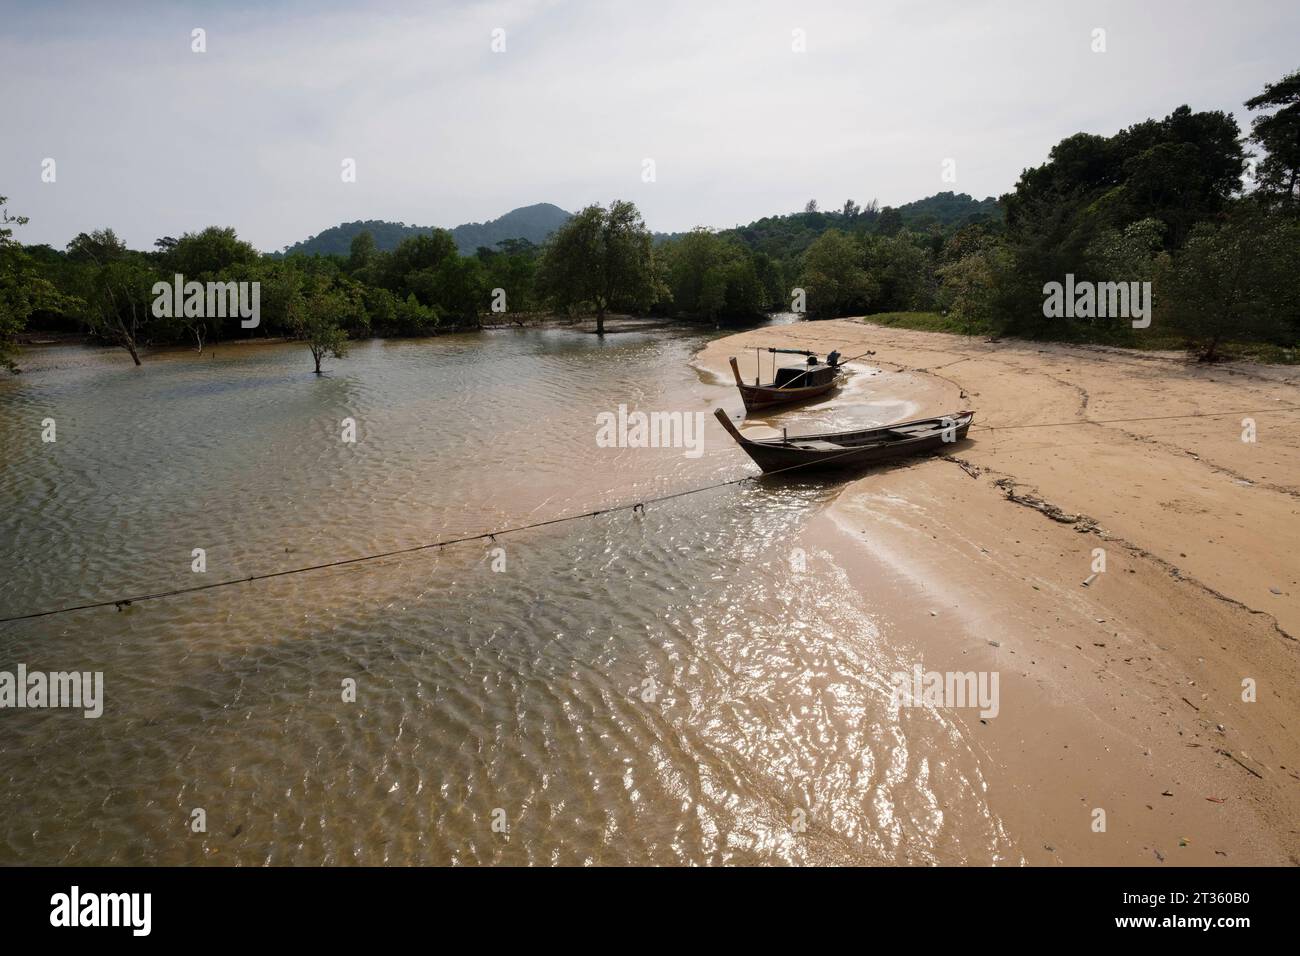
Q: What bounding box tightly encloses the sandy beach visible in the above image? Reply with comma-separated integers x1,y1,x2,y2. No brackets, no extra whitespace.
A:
698,319,1300,865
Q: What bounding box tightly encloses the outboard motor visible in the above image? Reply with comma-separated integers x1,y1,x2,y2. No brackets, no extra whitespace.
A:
826,350,841,367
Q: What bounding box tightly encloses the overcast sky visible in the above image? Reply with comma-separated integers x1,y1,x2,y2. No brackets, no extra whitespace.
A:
3,0,1297,251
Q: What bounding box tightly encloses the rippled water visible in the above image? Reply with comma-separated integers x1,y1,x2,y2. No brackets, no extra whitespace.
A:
0,326,1007,865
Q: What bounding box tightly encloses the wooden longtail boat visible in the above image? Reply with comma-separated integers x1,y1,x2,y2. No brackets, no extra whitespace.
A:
729,348,844,411
714,408,974,473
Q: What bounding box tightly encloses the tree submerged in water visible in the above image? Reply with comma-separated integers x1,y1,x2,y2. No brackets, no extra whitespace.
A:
290,283,354,374
66,228,155,366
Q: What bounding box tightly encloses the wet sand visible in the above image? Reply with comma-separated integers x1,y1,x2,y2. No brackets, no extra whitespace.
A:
698,319,1300,866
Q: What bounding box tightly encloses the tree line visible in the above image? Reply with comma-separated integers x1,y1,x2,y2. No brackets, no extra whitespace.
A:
2,67,1296,372
0,189,1020,370
0,220,538,372
792,68,1299,361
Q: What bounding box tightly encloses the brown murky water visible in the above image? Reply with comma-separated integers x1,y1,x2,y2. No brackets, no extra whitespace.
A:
0,326,1008,864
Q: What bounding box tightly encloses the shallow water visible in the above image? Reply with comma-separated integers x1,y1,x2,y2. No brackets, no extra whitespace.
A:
0,327,1007,864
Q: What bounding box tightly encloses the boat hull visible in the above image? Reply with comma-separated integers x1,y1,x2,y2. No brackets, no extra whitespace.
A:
714,408,974,474
730,356,839,411
736,380,838,411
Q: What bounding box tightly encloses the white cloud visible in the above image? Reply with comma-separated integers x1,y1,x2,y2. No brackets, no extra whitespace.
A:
2,0,1296,250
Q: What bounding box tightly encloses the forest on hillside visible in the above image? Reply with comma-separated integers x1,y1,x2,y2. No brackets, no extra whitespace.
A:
277,203,574,257
2,68,1297,371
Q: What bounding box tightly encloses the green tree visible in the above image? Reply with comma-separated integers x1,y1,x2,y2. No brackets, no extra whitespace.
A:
862,230,935,312
291,283,354,374
1,196,65,373
798,229,877,317
875,207,903,237
393,293,439,335
662,228,764,322
255,259,307,337
1245,67,1300,206
67,229,162,365
1005,107,1245,253
348,230,378,272
1077,217,1168,339
147,227,261,349
430,255,486,327
937,240,1009,335
537,200,660,334
482,238,539,317
66,227,129,266
1086,218,1165,275
752,251,785,311
1163,207,1300,361
162,226,259,278
384,230,458,294
357,285,397,334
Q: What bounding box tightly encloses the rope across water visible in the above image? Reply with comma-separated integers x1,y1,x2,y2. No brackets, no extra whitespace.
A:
2,404,1295,625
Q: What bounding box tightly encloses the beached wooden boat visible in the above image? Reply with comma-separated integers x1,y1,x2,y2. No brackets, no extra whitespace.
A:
714,408,973,473
729,349,844,411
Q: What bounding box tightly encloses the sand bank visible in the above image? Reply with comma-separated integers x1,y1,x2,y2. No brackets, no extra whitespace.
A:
698,319,1300,865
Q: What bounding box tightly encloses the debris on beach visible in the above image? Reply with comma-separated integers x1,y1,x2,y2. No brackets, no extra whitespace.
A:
993,478,1084,524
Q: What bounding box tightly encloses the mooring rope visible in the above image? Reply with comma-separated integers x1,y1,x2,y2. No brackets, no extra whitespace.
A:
1,404,1296,625
0,442,849,624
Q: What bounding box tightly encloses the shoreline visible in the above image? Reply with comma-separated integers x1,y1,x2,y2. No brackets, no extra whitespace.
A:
11,313,726,352
697,319,1300,865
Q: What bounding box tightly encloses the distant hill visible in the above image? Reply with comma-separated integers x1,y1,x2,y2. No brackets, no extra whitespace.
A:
278,194,997,259
894,191,1000,227
280,203,572,257
449,203,572,254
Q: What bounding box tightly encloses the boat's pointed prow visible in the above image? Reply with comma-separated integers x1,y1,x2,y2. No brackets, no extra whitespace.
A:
713,407,746,442
728,356,745,388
